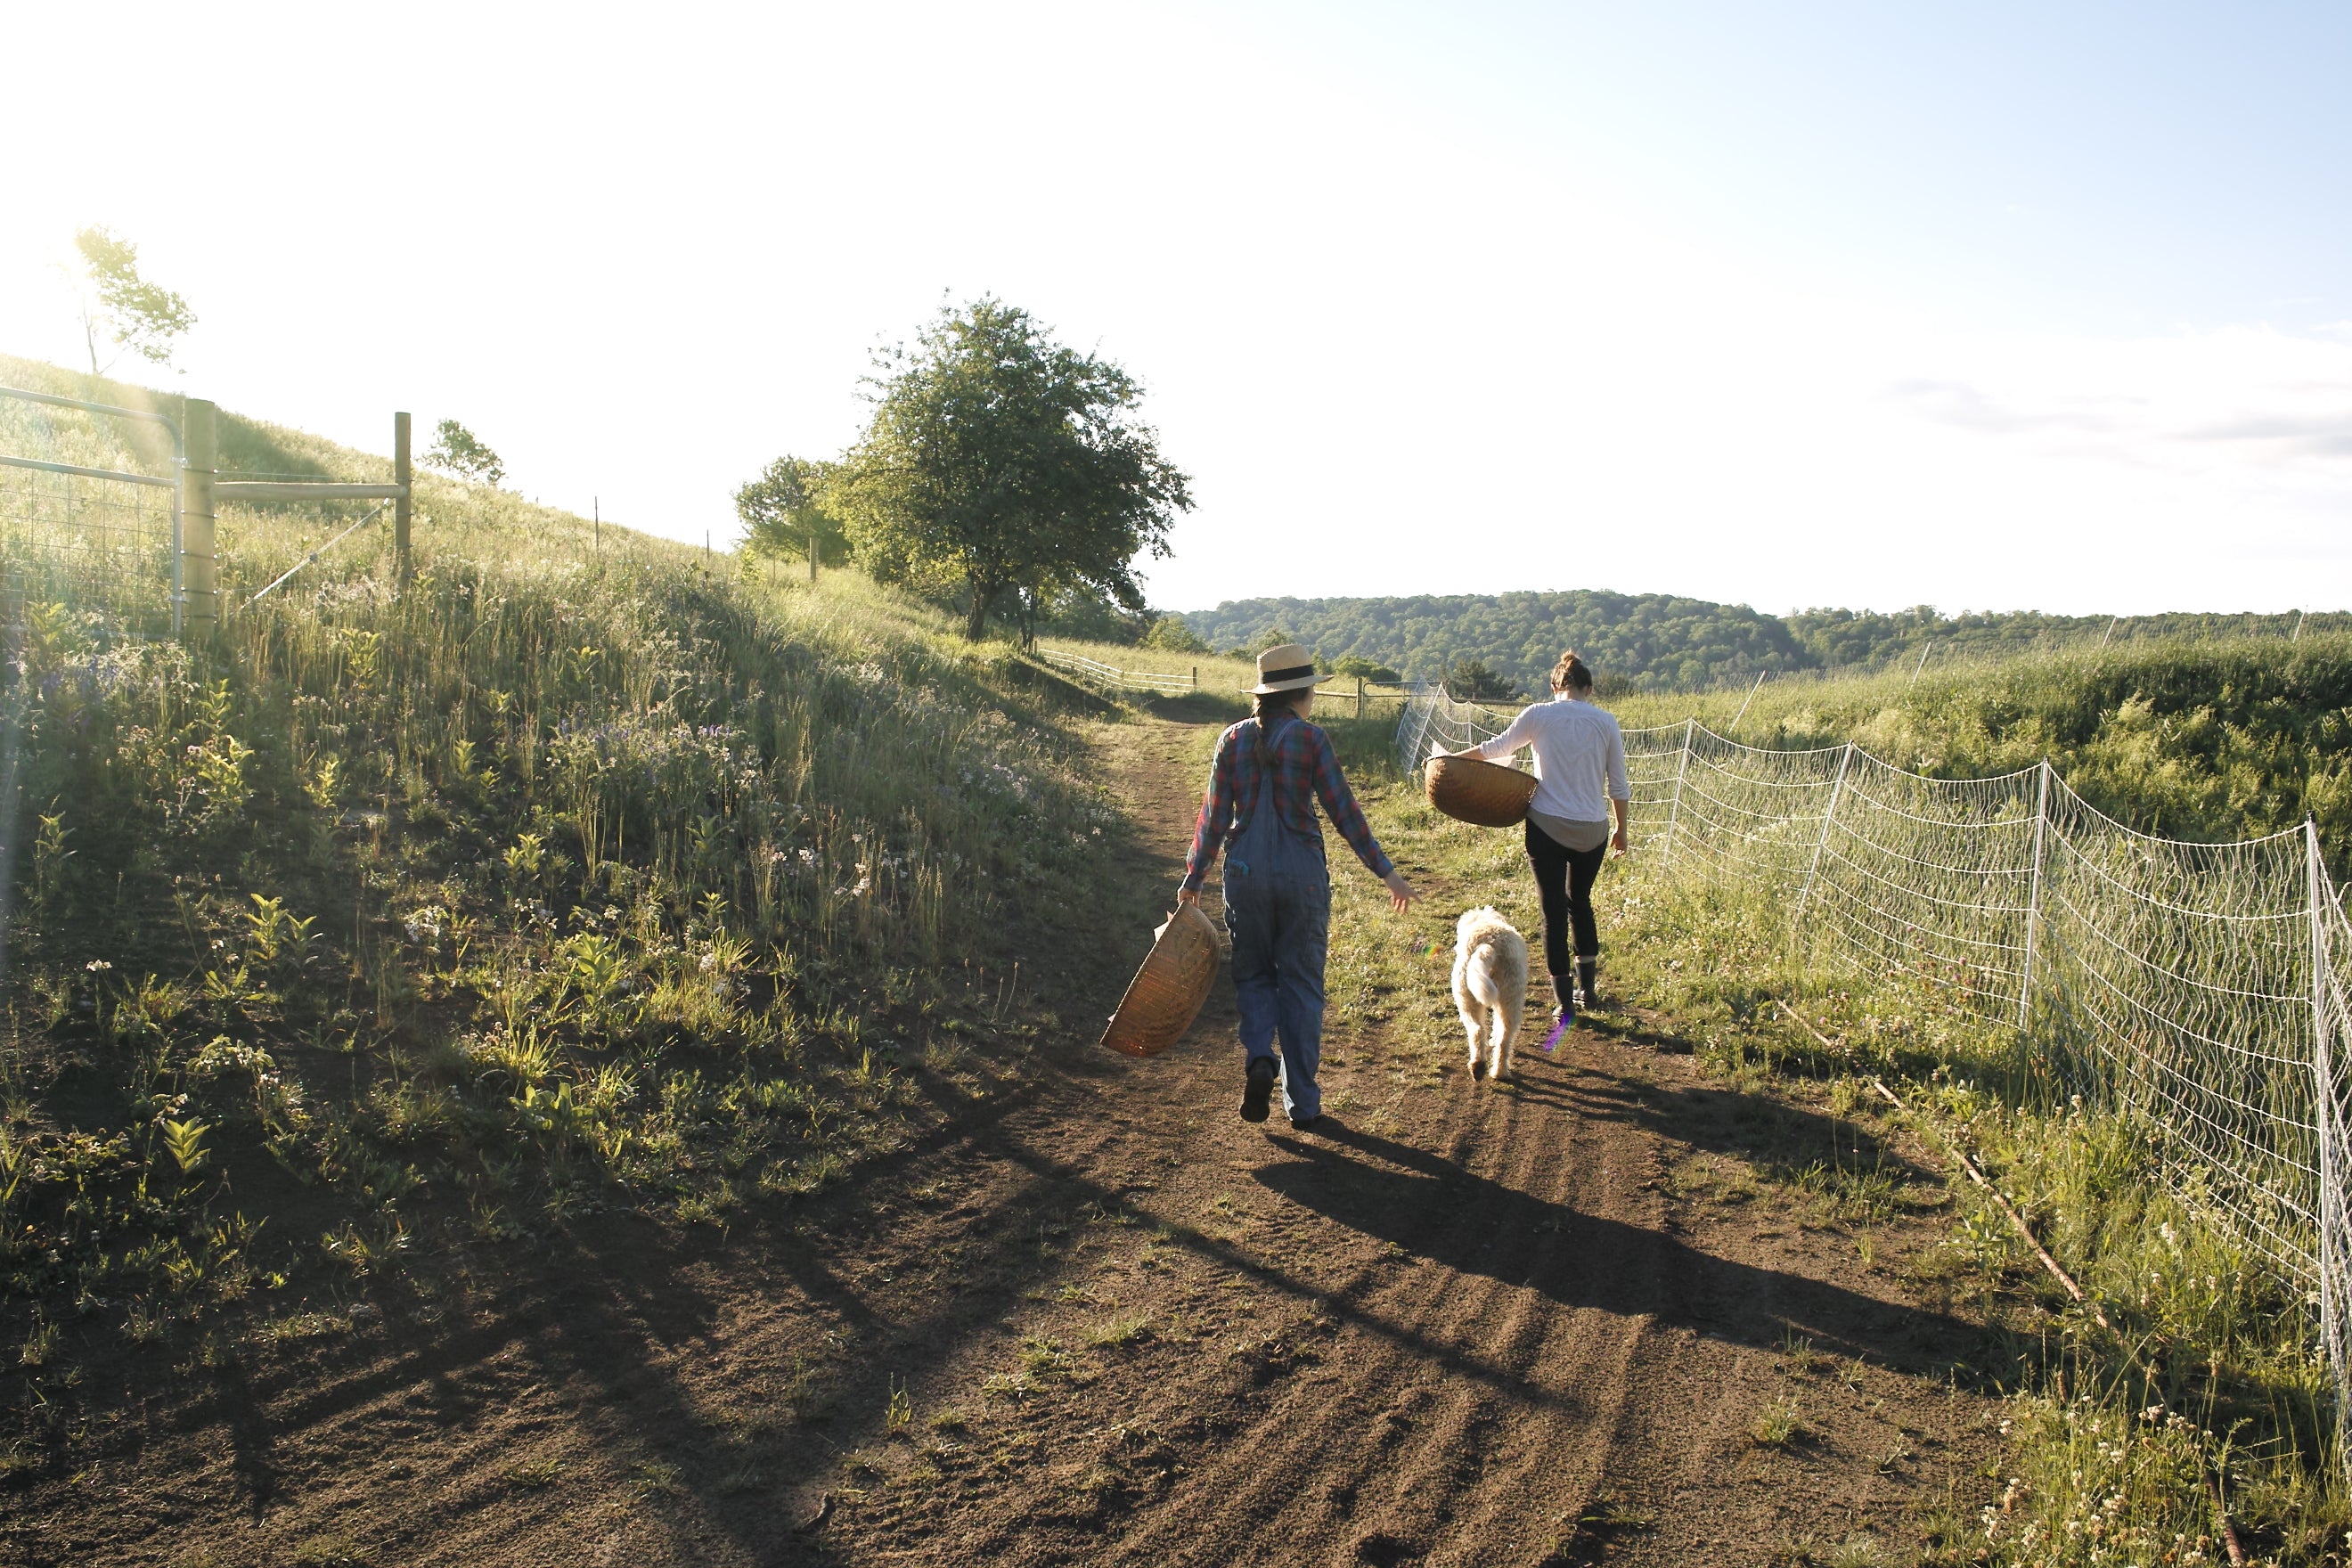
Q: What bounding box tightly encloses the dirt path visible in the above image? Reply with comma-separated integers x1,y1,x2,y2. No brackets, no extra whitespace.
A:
36,719,1997,1567
788,720,1997,1566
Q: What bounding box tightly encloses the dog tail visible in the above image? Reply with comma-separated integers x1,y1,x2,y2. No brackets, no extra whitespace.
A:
1466,943,1505,1008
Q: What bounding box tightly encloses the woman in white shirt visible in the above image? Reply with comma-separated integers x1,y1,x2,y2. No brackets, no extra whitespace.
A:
1454,650,1629,1024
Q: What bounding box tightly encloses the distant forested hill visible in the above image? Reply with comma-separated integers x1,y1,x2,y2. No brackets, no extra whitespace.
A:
1179,592,1806,694
1177,593,2340,695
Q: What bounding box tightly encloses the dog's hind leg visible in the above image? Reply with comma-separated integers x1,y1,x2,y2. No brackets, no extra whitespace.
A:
1493,995,1522,1082
1455,992,1483,1078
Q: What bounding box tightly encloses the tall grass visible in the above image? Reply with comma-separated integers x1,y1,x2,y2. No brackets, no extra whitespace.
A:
0,357,1122,1370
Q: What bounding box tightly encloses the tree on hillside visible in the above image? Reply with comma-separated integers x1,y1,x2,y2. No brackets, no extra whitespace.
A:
72,226,195,375
1333,655,1401,682
1143,615,1212,655
735,455,851,568
829,298,1192,642
1445,658,1518,702
423,420,505,487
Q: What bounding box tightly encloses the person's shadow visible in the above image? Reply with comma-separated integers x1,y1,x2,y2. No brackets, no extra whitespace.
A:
1255,1117,1980,1375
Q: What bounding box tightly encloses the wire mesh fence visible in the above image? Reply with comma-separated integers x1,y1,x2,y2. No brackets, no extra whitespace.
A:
0,386,182,641
1398,682,2352,1453
0,464,177,639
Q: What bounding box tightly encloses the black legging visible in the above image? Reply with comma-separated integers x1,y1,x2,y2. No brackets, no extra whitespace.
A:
1524,820,1606,981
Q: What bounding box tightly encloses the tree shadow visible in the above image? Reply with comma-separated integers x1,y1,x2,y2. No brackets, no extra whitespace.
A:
1254,1116,1978,1376
1507,1054,1935,1187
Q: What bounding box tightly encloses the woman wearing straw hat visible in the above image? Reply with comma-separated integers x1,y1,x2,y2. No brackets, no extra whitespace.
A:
1179,643,1417,1130
1450,650,1629,1026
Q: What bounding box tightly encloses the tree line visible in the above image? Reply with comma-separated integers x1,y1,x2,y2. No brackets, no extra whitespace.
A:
1176,593,2351,698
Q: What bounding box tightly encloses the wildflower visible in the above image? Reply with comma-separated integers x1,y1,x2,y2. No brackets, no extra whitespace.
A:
85,959,113,972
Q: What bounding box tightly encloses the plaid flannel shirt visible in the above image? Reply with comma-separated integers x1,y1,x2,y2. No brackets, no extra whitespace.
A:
1182,714,1394,893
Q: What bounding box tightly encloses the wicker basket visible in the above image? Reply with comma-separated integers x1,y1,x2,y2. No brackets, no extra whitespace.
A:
1424,753,1538,828
1100,904,1221,1058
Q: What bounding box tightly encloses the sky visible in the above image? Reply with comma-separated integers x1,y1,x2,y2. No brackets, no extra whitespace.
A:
3,1,2348,616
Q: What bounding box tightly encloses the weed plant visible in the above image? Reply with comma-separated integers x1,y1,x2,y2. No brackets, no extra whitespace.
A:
0,359,1124,1417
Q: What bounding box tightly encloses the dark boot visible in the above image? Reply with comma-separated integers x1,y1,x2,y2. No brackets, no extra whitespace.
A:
1578,958,1600,1010
1551,973,1577,1024
1240,1056,1277,1123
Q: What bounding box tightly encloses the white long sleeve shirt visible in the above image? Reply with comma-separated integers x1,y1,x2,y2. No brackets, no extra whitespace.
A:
1471,695,1629,823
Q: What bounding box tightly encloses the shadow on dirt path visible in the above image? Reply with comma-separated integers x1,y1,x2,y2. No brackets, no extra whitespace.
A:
38,717,1997,1568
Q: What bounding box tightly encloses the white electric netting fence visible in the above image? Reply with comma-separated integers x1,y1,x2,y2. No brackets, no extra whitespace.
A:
1397,683,2352,1441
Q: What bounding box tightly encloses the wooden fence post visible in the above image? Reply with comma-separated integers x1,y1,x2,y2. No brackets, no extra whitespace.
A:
393,411,412,584
1191,666,1197,690
178,399,217,637
1356,676,1366,721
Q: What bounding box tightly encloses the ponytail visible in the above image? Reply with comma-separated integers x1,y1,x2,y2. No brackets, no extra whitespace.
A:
1550,649,1594,694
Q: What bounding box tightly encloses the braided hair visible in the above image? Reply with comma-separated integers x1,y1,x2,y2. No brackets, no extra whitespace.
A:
1251,689,1307,774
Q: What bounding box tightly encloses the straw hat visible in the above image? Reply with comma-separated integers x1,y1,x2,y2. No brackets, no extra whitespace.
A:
1247,642,1321,695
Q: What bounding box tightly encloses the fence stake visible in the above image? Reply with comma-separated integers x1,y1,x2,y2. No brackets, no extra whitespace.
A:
1728,671,1768,731
393,411,412,584
1356,675,1365,721
2018,760,2051,1033
2309,821,2344,1457
178,398,217,637
170,396,184,637
1793,742,1854,922
1191,666,1197,690
1662,717,1694,865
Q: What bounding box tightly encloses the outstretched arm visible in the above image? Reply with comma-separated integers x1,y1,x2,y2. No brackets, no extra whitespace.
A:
1458,704,1538,762
1177,731,1239,906
1310,728,1416,912
1608,724,1631,853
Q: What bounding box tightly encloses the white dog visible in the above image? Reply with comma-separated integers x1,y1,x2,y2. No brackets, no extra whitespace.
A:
1451,906,1530,1082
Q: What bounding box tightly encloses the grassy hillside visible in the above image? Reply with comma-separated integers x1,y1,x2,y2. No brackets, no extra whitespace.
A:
1178,589,2350,698
1607,636,2352,863
0,359,1124,1407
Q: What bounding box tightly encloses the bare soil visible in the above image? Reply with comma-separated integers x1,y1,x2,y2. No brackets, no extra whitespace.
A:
5,719,1997,1567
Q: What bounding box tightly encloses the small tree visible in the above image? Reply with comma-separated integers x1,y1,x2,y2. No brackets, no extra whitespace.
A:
830,298,1192,643
1334,656,1401,683
72,226,195,374
423,420,505,487
735,456,850,568
1143,615,1211,655
1445,658,1517,702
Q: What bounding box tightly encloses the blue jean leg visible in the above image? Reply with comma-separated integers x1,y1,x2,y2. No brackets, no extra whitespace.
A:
1224,869,1330,1121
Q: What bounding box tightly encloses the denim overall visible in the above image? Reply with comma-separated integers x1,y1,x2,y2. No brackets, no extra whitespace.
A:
1222,715,1331,1122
